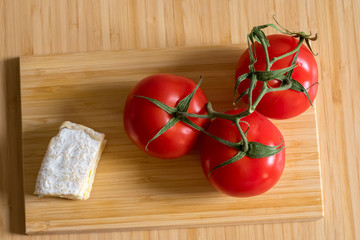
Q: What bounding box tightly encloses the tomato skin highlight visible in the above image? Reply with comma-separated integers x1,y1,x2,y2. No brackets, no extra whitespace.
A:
235,34,318,119
201,109,285,197
123,74,209,159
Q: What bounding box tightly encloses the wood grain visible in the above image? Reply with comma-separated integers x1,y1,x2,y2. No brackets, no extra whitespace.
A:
1,0,359,239
20,46,322,234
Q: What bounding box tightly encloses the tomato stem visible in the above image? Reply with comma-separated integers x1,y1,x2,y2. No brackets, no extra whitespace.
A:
259,37,271,71
176,112,211,119
251,82,268,111
235,120,248,152
178,102,250,123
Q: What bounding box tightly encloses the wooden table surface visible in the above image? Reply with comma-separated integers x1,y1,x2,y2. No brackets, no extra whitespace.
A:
1,0,359,239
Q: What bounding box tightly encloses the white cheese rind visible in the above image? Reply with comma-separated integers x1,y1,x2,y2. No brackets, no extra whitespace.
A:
34,121,106,200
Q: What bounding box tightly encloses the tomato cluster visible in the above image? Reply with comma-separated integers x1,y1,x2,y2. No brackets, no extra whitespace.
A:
124,25,318,198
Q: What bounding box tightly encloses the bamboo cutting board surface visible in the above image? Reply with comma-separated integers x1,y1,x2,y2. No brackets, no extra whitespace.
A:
20,45,322,234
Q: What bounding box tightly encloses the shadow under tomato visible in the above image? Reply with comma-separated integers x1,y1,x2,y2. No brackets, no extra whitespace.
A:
131,147,216,196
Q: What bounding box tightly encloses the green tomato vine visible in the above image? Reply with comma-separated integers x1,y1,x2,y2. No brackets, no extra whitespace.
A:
133,19,318,174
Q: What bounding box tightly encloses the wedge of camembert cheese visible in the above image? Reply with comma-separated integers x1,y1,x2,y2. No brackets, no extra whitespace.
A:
34,121,106,200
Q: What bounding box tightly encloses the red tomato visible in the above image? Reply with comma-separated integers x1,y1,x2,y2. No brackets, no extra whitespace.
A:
201,109,285,197
235,34,318,119
124,74,209,159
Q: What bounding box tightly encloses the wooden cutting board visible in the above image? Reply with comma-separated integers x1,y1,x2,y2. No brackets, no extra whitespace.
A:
20,45,323,235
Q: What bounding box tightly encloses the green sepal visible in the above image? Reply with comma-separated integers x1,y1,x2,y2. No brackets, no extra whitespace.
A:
248,74,257,106
290,78,313,106
136,76,204,150
286,49,300,79
233,88,249,107
254,64,296,82
283,45,313,106
247,34,257,71
233,73,250,103
246,140,284,159
252,26,270,47
134,95,176,114
145,117,180,150
208,151,246,176
238,120,250,135
177,76,203,112
304,34,318,56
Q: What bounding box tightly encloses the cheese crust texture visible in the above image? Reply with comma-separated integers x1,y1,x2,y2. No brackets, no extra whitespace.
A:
34,121,106,200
